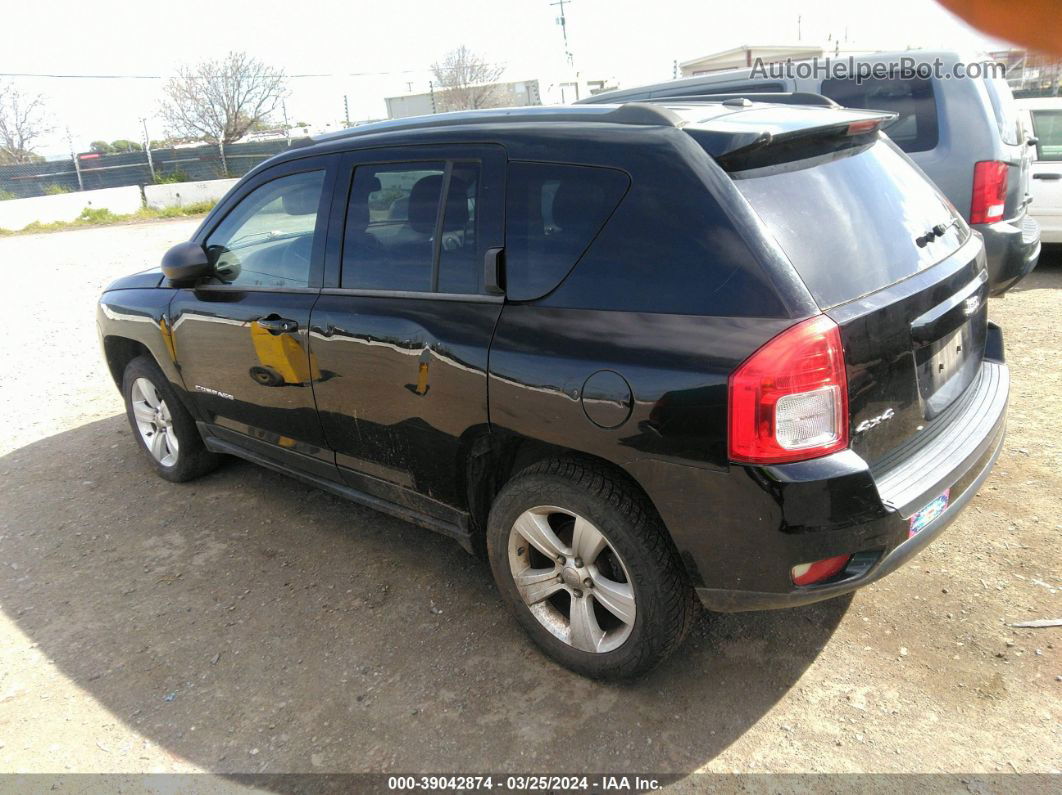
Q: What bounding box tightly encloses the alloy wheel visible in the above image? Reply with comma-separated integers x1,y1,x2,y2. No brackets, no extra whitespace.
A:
130,377,179,467
507,506,636,654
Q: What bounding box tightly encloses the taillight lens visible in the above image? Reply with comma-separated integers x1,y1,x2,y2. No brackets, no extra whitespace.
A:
792,554,851,586
728,315,849,465
970,160,1008,224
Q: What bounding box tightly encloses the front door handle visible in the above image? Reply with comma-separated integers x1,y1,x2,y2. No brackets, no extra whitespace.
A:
1033,172,1061,180
258,316,299,334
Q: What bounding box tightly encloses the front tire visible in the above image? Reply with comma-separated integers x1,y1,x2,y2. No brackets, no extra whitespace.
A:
487,458,698,679
122,355,220,482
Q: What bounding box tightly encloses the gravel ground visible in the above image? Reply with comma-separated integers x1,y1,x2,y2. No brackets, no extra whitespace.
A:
0,220,1058,783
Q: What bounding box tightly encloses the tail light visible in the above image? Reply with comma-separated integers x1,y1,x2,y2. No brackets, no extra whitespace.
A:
792,554,851,586
970,160,1008,224
728,314,848,465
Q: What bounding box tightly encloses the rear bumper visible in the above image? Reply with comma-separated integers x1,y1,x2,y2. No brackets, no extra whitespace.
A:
1031,210,1062,244
979,213,1040,295
684,352,1009,613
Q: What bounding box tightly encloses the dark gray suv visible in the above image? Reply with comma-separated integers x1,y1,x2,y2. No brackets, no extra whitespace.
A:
581,50,1041,295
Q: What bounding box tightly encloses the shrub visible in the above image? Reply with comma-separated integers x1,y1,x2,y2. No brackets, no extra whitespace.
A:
78,206,121,223
44,184,72,195
0,190,16,201
153,169,190,185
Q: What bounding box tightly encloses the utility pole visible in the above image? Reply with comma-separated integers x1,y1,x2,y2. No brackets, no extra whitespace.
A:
282,99,291,143
672,59,678,80
67,128,83,191
550,0,574,68
141,117,155,182
343,95,350,127
797,15,802,41
429,81,437,114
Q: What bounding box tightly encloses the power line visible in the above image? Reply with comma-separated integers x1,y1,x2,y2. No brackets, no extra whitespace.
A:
0,66,489,80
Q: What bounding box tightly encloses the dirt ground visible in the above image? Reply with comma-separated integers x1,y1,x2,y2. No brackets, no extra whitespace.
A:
0,220,1058,784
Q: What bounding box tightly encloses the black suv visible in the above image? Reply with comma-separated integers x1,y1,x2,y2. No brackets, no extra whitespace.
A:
98,102,1009,678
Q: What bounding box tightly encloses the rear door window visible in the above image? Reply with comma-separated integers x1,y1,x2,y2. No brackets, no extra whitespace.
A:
734,139,964,308
342,161,487,294
821,77,938,153
504,162,629,300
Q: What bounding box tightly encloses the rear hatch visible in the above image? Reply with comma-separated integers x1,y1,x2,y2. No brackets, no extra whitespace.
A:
691,105,989,468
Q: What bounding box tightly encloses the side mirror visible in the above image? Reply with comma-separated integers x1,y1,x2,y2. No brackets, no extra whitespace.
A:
161,241,212,284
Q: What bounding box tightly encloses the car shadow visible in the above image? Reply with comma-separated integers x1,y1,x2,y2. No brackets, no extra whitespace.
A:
1009,244,1062,294
0,415,848,781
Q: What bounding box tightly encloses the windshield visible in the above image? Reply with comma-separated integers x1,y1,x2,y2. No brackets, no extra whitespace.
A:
734,139,966,308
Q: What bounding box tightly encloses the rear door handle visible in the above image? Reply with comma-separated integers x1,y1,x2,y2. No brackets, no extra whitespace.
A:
258,316,299,334
1033,173,1061,180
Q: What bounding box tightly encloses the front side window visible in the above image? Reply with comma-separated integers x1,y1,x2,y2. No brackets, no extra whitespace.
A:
821,77,939,153
1032,110,1062,161
205,170,325,288
341,161,483,293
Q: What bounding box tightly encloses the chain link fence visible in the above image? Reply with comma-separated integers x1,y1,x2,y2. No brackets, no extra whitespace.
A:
0,138,311,199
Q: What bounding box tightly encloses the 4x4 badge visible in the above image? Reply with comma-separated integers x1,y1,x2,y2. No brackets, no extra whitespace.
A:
855,407,895,434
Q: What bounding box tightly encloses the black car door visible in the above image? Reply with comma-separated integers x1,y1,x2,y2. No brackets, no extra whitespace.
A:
308,144,505,525
169,155,338,478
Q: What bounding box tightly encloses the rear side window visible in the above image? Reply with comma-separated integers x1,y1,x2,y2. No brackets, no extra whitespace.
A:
735,139,963,308
821,77,938,153
983,77,1022,146
505,162,629,301
1032,110,1062,161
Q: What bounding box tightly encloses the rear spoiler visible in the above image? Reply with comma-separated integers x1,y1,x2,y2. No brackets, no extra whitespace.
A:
651,92,840,109
685,107,898,171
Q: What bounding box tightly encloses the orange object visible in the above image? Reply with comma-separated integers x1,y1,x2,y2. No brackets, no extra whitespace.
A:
937,0,1062,57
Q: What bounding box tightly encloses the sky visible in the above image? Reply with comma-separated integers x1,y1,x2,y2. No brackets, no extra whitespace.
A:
5,0,1010,157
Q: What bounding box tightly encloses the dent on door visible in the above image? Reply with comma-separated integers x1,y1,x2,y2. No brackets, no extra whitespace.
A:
308,296,500,508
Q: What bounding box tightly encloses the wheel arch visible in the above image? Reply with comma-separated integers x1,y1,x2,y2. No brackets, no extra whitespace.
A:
102,335,154,390
463,430,667,559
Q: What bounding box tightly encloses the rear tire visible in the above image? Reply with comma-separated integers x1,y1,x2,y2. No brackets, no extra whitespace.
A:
487,458,698,679
121,355,221,483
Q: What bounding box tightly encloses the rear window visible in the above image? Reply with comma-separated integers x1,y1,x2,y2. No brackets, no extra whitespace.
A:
820,77,938,153
505,162,629,300
734,139,963,308
1032,110,1062,161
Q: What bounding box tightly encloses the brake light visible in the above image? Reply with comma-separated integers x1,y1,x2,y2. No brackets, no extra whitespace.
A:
970,160,1008,224
792,554,851,586
728,315,849,464
846,119,881,136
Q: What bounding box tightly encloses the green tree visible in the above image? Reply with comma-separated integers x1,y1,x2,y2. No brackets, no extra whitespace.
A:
90,140,115,154
110,139,142,152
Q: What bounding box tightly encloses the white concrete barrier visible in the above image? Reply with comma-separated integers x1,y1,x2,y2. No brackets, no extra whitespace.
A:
0,186,144,231
144,178,239,210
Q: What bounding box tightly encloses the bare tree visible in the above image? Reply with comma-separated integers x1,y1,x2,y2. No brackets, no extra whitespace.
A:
431,46,505,112
0,82,52,164
160,51,287,144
